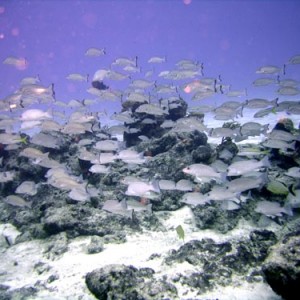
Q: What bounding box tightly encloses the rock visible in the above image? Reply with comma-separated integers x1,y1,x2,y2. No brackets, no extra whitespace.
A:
42,205,135,239
0,223,22,246
85,264,177,299
262,233,300,300
193,204,241,233
167,97,188,121
164,231,277,293
86,236,104,254
216,137,238,163
191,145,212,163
273,117,294,133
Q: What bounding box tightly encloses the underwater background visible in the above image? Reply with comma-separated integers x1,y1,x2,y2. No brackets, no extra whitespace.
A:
0,1,300,299
1,0,300,114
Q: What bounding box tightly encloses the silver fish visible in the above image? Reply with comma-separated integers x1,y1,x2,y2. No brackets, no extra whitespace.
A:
245,98,278,109
148,56,166,63
102,200,133,219
255,200,292,217
4,195,31,208
85,47,106,56
252,78,276,86
256,65,282,74
15,181,38,196
277,86,300,96
181,192,210,206
227,156,270,176
288,54,300,64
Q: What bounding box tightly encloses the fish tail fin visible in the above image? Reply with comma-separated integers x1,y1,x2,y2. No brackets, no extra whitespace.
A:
220,172,228,183
261,156,271,168
272,97,279,107
151,179,161,193
283,203,293,216
120,199,127,210
262,124,269,135
147,203,153,213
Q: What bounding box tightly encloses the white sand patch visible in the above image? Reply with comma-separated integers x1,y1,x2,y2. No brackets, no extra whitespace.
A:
0,207,282,299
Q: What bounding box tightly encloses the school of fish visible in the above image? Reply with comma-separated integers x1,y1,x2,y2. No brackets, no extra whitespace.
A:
1,48,300,220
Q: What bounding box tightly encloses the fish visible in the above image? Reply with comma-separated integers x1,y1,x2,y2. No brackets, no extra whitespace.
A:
20,109,52,121
206,185,239,202
285,167,300,179
41,120,62,132
252,78,276,86
192,89,215,101
135,103,167,116
125,180,160,199
277,86,300,96
89,164,111,174
69,111,96,123
3,56,27,68
20,120,42,130
33,156,62,169
15,181,38,196
159,180,176,190
245,98,278,109
68,187,91,202
47,171,85,191
256,65,282,74
66,73,88,82
78,148,98,162
112,56,137,67
183,163,226,183
268,130,299,142
31,132,62,149
20,75,41,86
94,140,120,152
181,192,210,206
120,176,141,185
148,56,166,63
107,70,130,81
286,189,300,208
253,107,275,118
62,122,87,135
0,171,16,183
4,195,31,208
0,133,23,145
129,79,154,89
97,153,117,164
102,200,133,219
220,201,240,211
262,139,296,151
159,69,201,80
255,200,293,217
288,54,300,64
85,47,106,56
91,69,109,90
123,65,141,73
226,88,247,97
126,199,152,212
227,156,271,176
210,127,240,138
226,173,268,193
117,149,146,164
240,122,269,137
278,78,299,87
19,147,48,159
175,179,194,191
19,83,55,99
237,146,269,158
176,225,185,242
